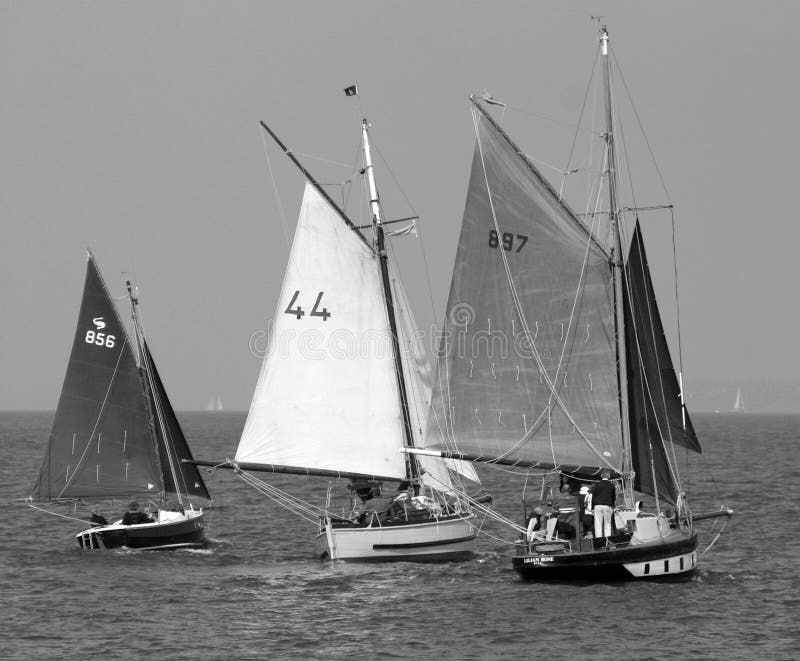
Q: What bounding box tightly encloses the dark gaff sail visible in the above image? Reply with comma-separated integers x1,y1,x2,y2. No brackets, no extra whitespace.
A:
143,341,211,502
623,222,701,504
425,98,624,474
33,255,160,501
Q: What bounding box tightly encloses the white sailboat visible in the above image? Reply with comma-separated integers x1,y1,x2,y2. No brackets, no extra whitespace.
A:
407,26,732,580
196,105,479,561
731,388,746,413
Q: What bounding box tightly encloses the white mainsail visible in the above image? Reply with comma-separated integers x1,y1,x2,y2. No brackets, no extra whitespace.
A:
235,182,408,479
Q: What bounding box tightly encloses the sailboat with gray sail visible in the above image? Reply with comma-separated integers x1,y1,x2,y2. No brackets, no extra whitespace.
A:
30,252,211,550
406,26,732,580
194,98,481,561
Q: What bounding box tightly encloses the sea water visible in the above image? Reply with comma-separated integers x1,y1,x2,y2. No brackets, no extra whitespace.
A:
1,411,796,660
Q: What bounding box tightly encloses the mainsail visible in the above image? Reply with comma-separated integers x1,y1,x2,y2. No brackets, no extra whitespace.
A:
426,98,623,474
33,255,159,501
235,182,409,479
623,222,700,504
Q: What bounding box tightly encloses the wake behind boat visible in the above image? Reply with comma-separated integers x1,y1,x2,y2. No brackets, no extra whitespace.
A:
407,25,732,581
30,252,211,550
194,90,482,562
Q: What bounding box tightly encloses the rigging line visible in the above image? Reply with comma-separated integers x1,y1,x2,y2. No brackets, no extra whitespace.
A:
370,136,420,218
139,336,189,505
670,207,687,409
290,151,354,170
561,45,601,201
259,127,293,250
612,69,686,486
58,337,128,499
236,470,322,521
545,174,606,465
501,101,604,138
611,50,672,203
523,153,579,176
471,110,614,470
26,502,95,525
129,298,189,503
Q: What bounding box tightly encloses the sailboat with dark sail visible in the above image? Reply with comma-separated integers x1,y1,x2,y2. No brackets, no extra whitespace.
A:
30,252,211,550
195,106,480,561
408,26,732,580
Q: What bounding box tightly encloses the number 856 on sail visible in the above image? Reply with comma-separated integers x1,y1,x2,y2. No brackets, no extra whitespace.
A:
84,330,116,348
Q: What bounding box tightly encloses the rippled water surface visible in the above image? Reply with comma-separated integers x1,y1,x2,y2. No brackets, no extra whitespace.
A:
1,412,796,660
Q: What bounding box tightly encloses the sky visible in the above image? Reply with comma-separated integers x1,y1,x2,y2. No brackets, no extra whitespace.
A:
2,1,798,410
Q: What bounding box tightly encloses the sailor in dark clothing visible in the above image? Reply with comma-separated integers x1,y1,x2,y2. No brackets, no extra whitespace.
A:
590,469,616,540
121,501,153,525
89,508,108,527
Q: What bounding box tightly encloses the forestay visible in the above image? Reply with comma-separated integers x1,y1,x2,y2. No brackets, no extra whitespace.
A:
426,100,624,473
235,182,409,479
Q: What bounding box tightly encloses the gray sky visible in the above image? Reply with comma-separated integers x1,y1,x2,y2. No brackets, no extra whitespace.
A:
2,1,798,410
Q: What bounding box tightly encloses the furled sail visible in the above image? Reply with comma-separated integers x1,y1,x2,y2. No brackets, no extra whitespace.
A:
143,342,211,502
425,99,624,474
235,182,409,479
623,222,700,504
33,255,159,501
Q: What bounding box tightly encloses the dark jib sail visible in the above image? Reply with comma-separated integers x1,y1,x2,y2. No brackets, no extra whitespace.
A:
623,222,701,504
143,341,210,501
33,254,160,501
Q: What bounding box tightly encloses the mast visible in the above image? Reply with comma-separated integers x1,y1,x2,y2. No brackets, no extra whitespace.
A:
601,25,633,495
126,280,180,508
360,118,419,482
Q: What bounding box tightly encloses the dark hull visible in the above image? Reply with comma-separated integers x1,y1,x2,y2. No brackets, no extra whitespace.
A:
513,530,698,582
76,511,205,551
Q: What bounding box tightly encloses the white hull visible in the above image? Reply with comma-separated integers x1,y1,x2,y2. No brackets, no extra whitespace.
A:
316,514,477,562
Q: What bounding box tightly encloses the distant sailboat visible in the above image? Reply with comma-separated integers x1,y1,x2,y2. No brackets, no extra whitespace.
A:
206,397,224,411
30,252,211,550
408,26,732,580
195,108,480,561
731,388,746,413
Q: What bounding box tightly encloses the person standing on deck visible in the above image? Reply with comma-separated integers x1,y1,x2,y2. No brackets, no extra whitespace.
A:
591,470,616,540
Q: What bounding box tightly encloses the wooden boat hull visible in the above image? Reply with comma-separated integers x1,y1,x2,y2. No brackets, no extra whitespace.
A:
513,528,698,581
316,513,477,562
75,509,205,551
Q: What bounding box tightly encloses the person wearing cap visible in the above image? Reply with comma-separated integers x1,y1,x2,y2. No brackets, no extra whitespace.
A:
121,501,153,525
591,469,616,540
